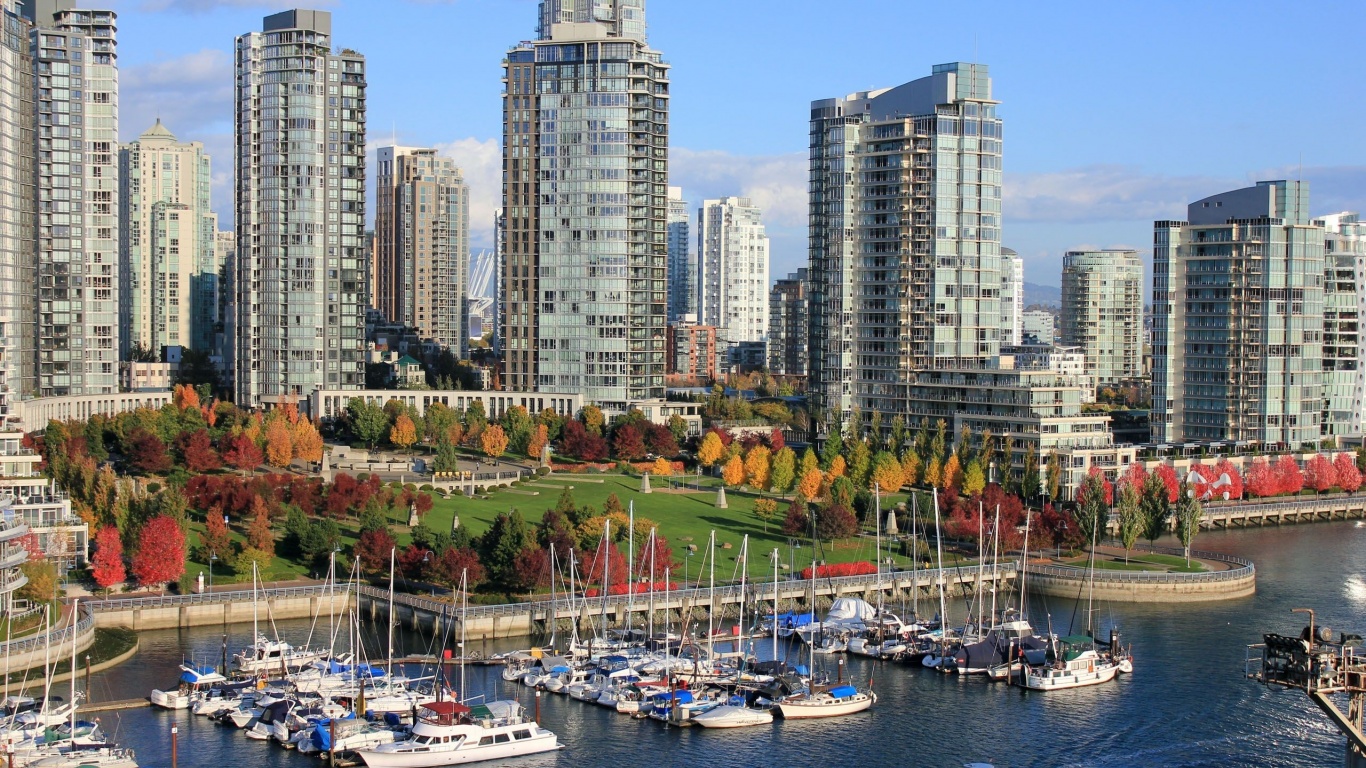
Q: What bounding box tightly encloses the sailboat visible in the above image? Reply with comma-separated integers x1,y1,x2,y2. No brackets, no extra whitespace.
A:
776,512,875,720
693,537,775,729
357,569,562,767
234,562,325,673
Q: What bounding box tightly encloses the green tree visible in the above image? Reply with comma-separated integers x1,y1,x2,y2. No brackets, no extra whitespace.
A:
847,440,872,489
770,447,797,495
1140,471,1171,544
434,432,460,473
347,398,389,448
501,406,534,455
581,404,605,437
1045,452,1063,501
753,498,779,533
1174,483,1204,566
667,414,688,446
1116,482,1144,563
799,448,819,479
1020,444,1041,502
480,509,535,587
888,415,907,454
424,402,456,445
1075,472,1109,549
961,460,987,497
820,430,844,471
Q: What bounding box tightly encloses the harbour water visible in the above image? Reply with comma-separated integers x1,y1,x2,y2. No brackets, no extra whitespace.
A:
73,521,1366,767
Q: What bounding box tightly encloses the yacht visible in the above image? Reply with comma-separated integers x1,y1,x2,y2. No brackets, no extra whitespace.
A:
151,664,228,710
1019,635,1133,691
776,685,876,719
357,700,560,767
233,635,326,674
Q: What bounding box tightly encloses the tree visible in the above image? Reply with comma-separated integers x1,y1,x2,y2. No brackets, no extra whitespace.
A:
1155,464,1180,503
91,526,126,591
480,424,509,461
293,419,324,463
1116,482,1144,563
799,448,819,479
246,497,275,557
127,430,173,475
1335,452,1363,493
581,404,605,437
180,429,221,473
172,383,201,412
1075,470,1110,549
434,432,460,473
527,424,549,461
828,455,847,479
847,441,872,489
1140,471,1171,544
131,516,187,589
744,445,772,491
667,414,688,446
923,457,942,489
354,528,396,575
697,432,725,469
1213,459,1243,500
869,451,904,493
501,406,535,455
1020,445,1041,501
721,455,745,487
481,510,535,588
961,460,986,497
222,433,263,476
650,457,672,476
200,507,232,564
1304,454,1337,494
1174,483,1204,566
782,498,810,537
17,561,57,604
264,418,294,468
389,414,418,453
900,451,921,488
941,455,962,490
346,398,389,448
815,504,858,541
612,425,647,461
1274,455,1304,495
770,448,796,495
820,431,844,471
426,546,485,590
752,498,779,533
644,424,679,458
797,467,823,500
235,546,273,579
1245,458,1275,498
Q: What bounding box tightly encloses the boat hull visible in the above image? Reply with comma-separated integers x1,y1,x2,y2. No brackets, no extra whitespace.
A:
691,705,774,729
358,732,561,767
1022,662,1121,691
777,692,875,719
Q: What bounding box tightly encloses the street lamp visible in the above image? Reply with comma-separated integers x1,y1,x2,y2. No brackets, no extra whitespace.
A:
208,552,218,593
684,551,694,585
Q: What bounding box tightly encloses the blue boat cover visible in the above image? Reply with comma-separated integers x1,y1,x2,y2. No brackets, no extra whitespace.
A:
179,665,217,683
549,666,571,674
828,685,857,699
651,690,693,704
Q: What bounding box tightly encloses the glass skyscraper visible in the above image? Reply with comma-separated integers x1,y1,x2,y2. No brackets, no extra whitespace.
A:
1060,249,1143,388
502,0,668,411
233,10,368,408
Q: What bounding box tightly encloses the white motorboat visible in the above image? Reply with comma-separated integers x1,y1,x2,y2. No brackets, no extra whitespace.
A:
26,748,139,767
691,699,774,729
356,700,560,767
150,664,228,710
1020,635,1132,691
776,685,876,719
297,717,400,755
233,635,326,674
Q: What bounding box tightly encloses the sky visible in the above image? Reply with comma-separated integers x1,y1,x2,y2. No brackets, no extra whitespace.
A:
111,0,1366,288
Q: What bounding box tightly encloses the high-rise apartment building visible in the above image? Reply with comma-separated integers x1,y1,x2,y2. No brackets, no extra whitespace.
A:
502,0,668,412
1151,180,1324,447
698,196,769,354
1023,309,1055,343
374,146,470,355
812,63,1002,424
666,186,693,322
1060,249,1143,388
234,10,368,409
768,268,808,379
1000,247,1023,346
31,1,119,397
0,0,34,399
119,120,217,357
1319,212,1366,438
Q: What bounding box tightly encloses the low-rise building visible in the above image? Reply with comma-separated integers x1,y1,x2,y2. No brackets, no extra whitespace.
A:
120,361,176,392
1001,344,1094,403
0,430,85,575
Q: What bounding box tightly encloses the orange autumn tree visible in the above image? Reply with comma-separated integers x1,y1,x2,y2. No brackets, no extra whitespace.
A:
172,384,201,411
526,424,549,460
828,455,847,479
651,457,672,476
480,424,508,460
390,414,418,452
264,416,294,468
292,418,324,463
721,454,745,487
797,467,823,500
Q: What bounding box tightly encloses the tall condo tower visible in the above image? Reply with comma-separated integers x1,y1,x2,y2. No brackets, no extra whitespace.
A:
234,9,368,408
1060,249,1143,388
698,196,769,354
502,0,668,412
1000,247,1023,346
31,1,120,396
0,0,34,399
374,146,470,355
1151,181,1323,446
666,186,693,321
119,120,217,357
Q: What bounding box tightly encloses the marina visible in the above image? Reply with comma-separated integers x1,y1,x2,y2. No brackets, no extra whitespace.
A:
5,521,1360,766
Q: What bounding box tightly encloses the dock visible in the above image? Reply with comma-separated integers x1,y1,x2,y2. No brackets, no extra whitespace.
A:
84,698,151,713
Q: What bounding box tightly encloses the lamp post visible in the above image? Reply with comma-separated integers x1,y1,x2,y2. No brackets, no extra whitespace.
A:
684,551,694,585
208,552,217,593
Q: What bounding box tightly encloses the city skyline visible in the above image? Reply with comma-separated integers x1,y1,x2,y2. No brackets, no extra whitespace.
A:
107,0,1366,288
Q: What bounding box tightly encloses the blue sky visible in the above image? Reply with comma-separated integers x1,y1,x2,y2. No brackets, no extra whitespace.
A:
113,0,1366,287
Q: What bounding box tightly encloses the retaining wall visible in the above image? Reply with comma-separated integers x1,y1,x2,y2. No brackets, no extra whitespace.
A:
87,588,354,631
1026,547,1256,603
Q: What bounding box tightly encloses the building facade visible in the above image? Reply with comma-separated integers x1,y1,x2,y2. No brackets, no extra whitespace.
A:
1319,212,1366,438
374,146,470,355
1151,180,1324,447
234,10,368,408
1060,249,1143,388
502,0,667,412
698,196,769,355
0,429,84,574
119,120,217,357
666,322,718,384
666,186,694,322
1022,309,1055,343
0,0,34,400
768,268,809,379
1000,248,1023,346
33,2,120,397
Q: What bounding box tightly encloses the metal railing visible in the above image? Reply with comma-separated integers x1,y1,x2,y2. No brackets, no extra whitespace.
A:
1028,546,1254,585
84,583,339,612
0,602,94,657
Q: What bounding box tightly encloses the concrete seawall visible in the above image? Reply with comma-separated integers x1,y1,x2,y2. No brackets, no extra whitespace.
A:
89,591,354,632
1026,548,1256,603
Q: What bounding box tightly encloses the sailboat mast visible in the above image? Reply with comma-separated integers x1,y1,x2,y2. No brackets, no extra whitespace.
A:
874,484,882,612
1086,518,1099,637
647,528,656,640
911,494,920,620
990,504,1001,625
69,599,77,734
1019,504,1032,617
387,547,396,672
627,502,635,634
548,544,557,648
772,547,779,662
600,519,610,639
707,530,716,658
932,490,948,654
460,568,468,701
738,535,749,658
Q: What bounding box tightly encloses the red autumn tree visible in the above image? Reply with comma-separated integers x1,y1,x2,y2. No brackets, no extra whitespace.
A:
180,429,222,473
815,504,859,541
91,526,126,590
1274,455,1304,495
1335,453,1363,493
201,506,232,561
397,545,432,580
1245,458,1275,498
634,535,675,581
127,430,173,475
246,497,275,557
508,547,552,592
1214,459,1243,500
353,528,396,575
1155,464,1180,503
1079,465,1115,506
1121,462,1149,492
222,432,264,475
612,425,647,461
425,546,485,589
1304,454,1337,494
561,421,609,461
131,516,186,589
643,423,679,457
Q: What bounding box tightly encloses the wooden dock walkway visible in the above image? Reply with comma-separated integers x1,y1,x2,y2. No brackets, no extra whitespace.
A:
84,698,150,713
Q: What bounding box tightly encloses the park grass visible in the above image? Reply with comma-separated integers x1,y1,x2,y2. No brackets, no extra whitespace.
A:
1065,553,1207,574
420,473,924,583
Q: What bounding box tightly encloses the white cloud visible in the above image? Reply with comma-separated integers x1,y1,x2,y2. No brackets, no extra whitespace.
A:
669,147,806,229
1004,165,1235,224
433,138,503,249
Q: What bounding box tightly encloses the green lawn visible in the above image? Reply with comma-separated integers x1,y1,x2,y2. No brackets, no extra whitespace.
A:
419,473,923,584
1064,553,1207,574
